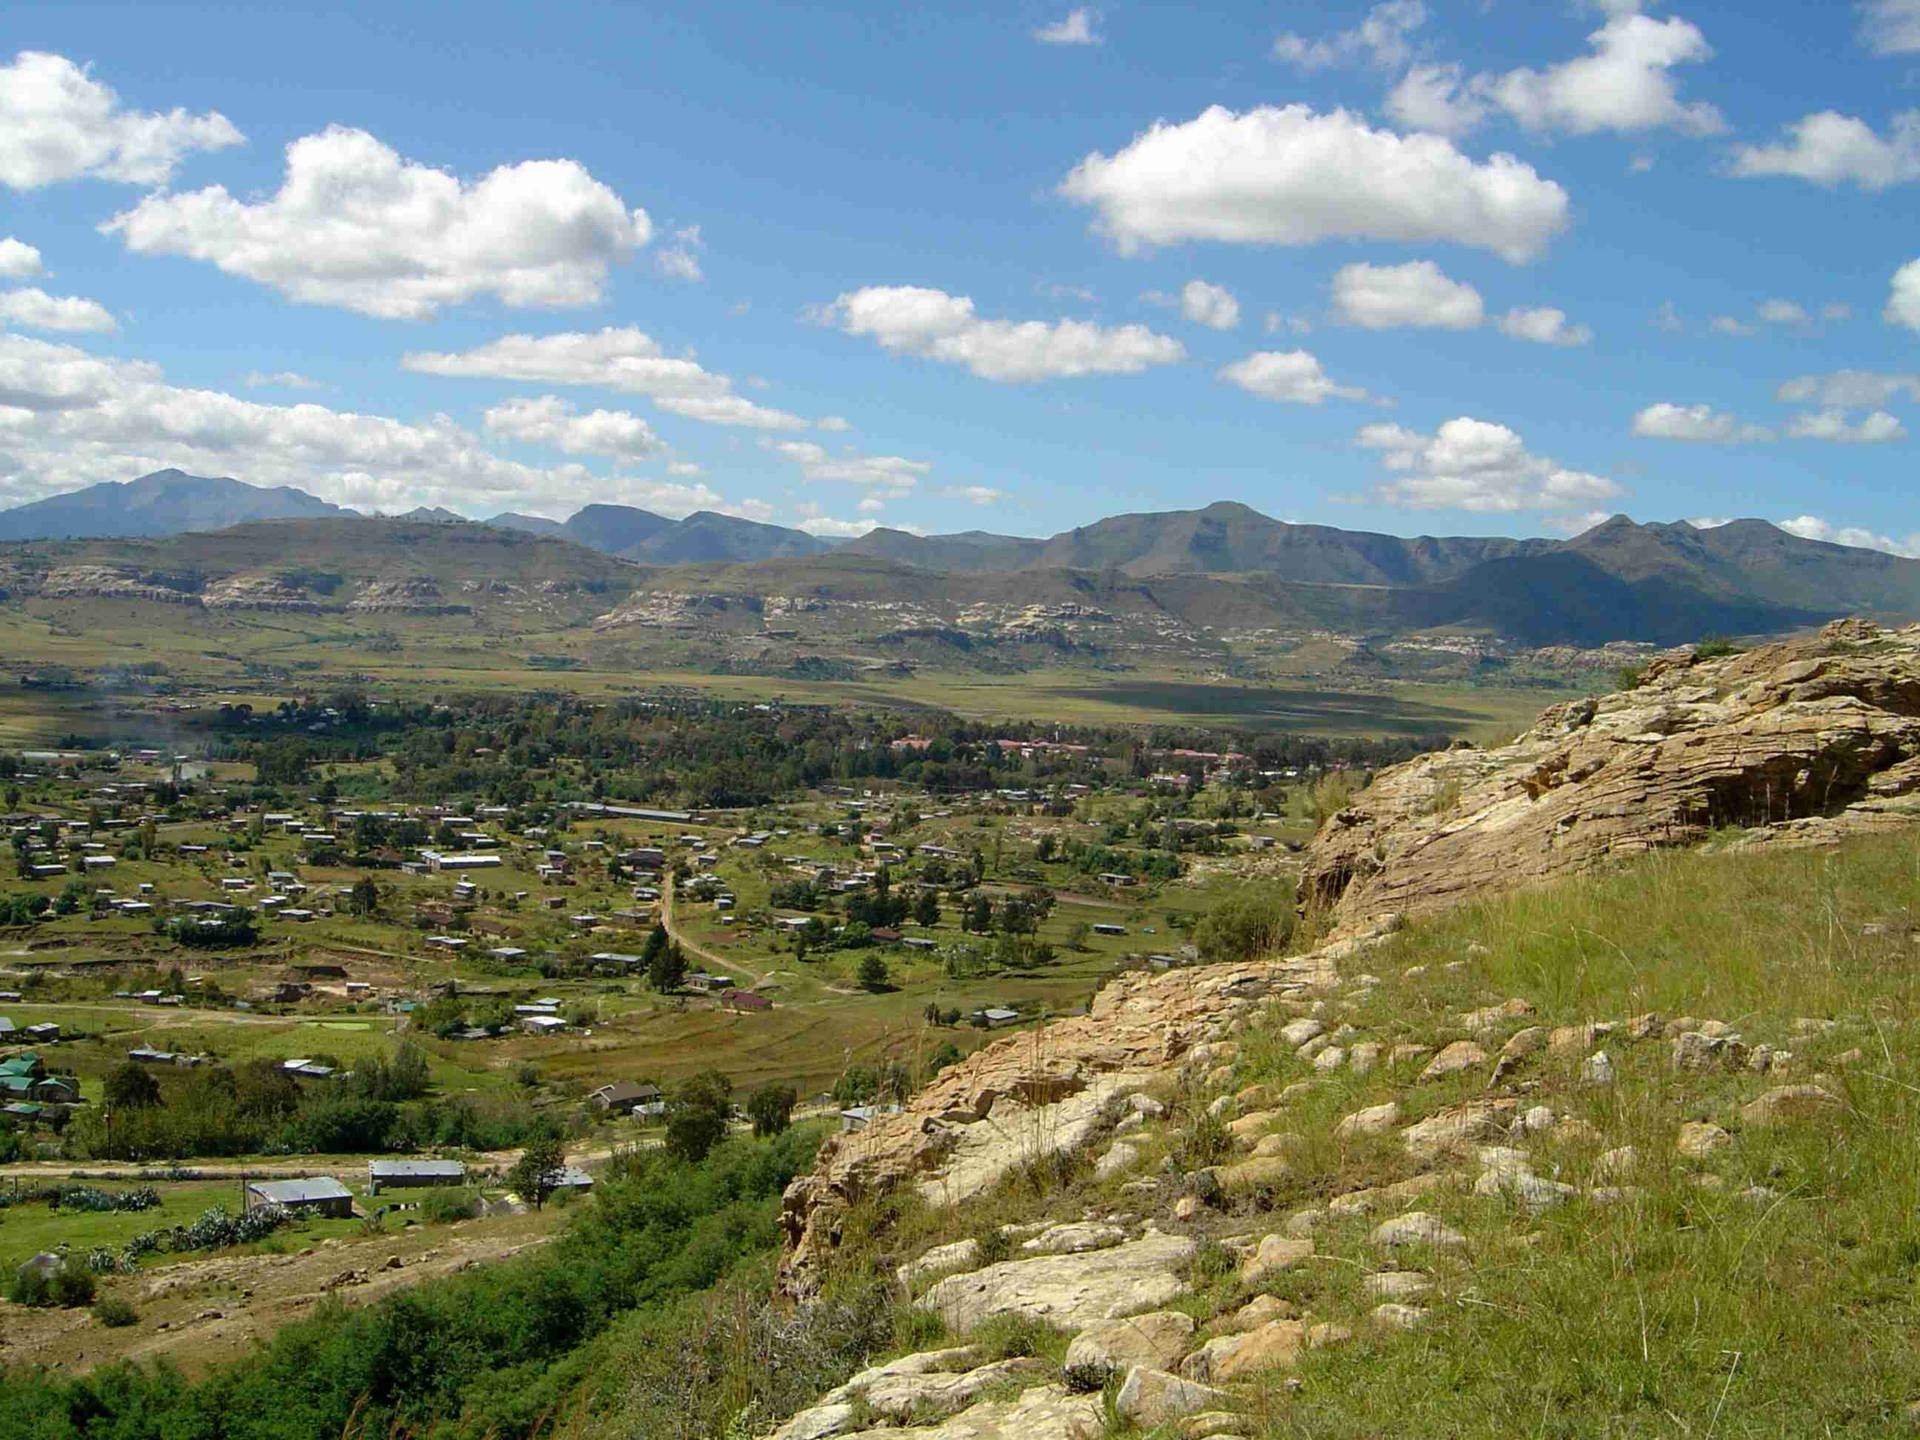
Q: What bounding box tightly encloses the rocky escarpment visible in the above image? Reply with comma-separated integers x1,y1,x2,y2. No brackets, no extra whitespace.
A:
1299,619,1920,936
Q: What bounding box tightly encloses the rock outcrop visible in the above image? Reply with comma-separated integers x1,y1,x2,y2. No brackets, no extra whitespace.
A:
1300,620,1920,934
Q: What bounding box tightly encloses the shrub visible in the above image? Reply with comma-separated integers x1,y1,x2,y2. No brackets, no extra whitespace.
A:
8,1265,52,1306
421,1190,480,1224
93,1296,139,1327
50,1266,97,1307
972,1224,1013,1267
1305,771,1356,830
1193,885,1294,964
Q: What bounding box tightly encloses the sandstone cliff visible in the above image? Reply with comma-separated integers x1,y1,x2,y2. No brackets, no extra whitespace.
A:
1299,618,1920,936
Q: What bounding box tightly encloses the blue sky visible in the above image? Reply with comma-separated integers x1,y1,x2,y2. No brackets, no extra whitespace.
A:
2,1,1919,550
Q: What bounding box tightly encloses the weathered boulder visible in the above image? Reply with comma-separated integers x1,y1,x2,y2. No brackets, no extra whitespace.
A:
1020,1222,1127,1256
1299,621,1920,934
1115,1368,1240,1429
1181,1320,1306,1382
1240,1233,1314,1284
1420,1040,1489,1082
1334,1100,1403,1139
1740,1085,1842,1127
819,1383,1103,1440
1677,1122,1732,1159
922,1231,1197,1333
1062,1311,1196,1372
1372,1212,1467,1249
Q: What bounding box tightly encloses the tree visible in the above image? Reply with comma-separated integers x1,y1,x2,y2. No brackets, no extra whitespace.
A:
648,938,687,994
857,951,890,991
348,876,381,916
665,1069,733,1163
833,1065,877,1106
1193,885,1295,964
746,1083,796,1139
103,1061,161,1110
508,1134,566,1209
914,888,940,927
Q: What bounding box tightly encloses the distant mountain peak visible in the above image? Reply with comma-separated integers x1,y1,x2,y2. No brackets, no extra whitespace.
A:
0,469,355,542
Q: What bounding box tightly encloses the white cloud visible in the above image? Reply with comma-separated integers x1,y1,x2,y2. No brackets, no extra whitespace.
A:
1631,402,1774,443
104,125,652,320
1059,104,1570,264
1777,370,1920,407
1180,279,1241,330
667,460,703,477
482,395,665,462
1824,302,1853,322
1265,311,1313,335
1274,1,1426,71
766,439,931,487
827,284,1185,382
242,370,323,390
402,326,806,429
1034,8,1101,45
1496,306,1593,345
1785,409,1907,443
1385,64,1490,137
1885,258,1920,330
0,51,242,189
656,223,703,281
0,287,116,333
1219,350,1369,405
1732,110,1920,190
1688,515,1734,529
1779,514,1920,555
816,415,852,432
1332,260,1484,330
944,484,1008,505
798,516,885,537
0,330,733,517
1860,1,1920,56
0,238,42,280
1357,416,1622,513
1709,315,1756,336
1478,13,1724,137
654,393,808,429
1653,300,1682,332
1758,298,1810,327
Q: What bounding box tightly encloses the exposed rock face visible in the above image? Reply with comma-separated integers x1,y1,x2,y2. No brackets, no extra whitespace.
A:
40,564,201,604
202,574,331,611
921,1231,1196,1332
348,577,467,614
1300,620,1920,934
776,951,1338,1300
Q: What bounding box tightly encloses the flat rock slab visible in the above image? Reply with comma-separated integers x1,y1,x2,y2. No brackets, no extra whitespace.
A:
1117,1367,1240,1429
924,1231,1197,1334
826,1384,1104,1440
1063,1310,1196,1372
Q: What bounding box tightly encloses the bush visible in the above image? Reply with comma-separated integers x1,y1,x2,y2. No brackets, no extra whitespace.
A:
93,1296,139,1327
8,1264,52,1306
1193,885,1294,964
421,1190,480,1224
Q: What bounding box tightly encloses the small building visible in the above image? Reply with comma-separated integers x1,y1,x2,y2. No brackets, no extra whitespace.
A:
588,1080,663,1115
1091,923,1127,937
248,1177,354,1218
422,851,504,872
520,1014,567,1035
368,1158,466,1193
721,988,772,1013
970,1007,1021,1028
23,1022,59,1043
548,1165,594,1194
686,972,732,993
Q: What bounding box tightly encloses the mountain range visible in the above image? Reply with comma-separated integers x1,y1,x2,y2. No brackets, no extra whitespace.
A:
3,471,1919,650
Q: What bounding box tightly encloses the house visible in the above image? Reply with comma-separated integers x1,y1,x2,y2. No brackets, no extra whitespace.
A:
588,1080,663,1115
970,1007,1021,1028
367,1158,466,1193
247,1177,354,1218
520,1014,567,1035
280,1058,336,1080
721,989,772,1013
23,1022,59,1043
548,1165,594,1193
421,851,503,872
1097,873,1137,887
1091,923,1127,937
839,1103,901,1131
685,972,732,993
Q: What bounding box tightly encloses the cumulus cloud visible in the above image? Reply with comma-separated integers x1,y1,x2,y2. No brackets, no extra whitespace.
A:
1034,8,1101,44
1496,306,1593,345
666,460,703,477
944,484,1008,505
1385,64,1490,137
482,395,665,462
0,51,242,189
1274,1,1426,71
1785,409,1907,443
798,515,885,537
1356,416,1622,513
243,370,323,390
1777,369,1920,407
104,126,652,320
1059,104,1570,264
1709,314,1757,337
402,326,807,429
765,439,930,488
827,284,1185,381
1758,298,1811,327
656,224,703,281
1218,350,1369,405
0,330,728,517
1332,260,1483,330
1860,0,1920,55
0,287,116,333
1480,12,1724,136
1885,258,1920,329
0,237,42,280
1180,279,1241,330
1732,110,1920,190
816,415,852,432
1779,514,1920,555
1631,402,1774,442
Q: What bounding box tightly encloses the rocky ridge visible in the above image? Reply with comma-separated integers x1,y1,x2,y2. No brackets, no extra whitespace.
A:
1300,619,1920,935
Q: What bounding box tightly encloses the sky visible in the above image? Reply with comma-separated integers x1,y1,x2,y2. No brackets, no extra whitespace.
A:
1,1,1918,550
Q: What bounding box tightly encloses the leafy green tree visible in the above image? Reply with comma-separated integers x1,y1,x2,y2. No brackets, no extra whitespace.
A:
857,951,890,991
103,1061,162,1110
508,1134,566,1210
665,1069,733,1163
914,888,940,927
349,875,381,916
648,938,687,994
1193,886,1295,964
833,1065,877,1106
746,1084,796,1139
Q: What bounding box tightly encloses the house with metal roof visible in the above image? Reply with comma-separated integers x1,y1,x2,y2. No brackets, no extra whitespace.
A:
367,1158,466,1193
246,1177,354,1217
